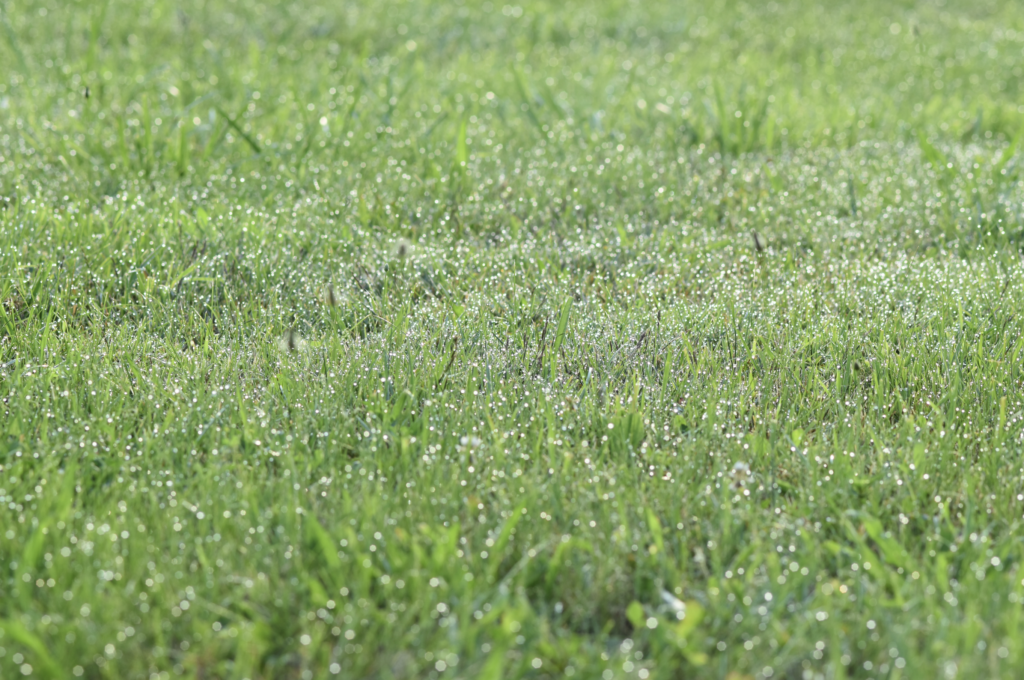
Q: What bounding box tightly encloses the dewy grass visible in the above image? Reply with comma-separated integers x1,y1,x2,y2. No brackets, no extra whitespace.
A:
2,0,1024,678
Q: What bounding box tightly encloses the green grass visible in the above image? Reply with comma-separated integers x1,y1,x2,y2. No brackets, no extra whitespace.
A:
2,0,1024,678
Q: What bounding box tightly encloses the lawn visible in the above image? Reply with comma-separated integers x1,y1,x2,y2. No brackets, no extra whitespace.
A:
2,0,1024,678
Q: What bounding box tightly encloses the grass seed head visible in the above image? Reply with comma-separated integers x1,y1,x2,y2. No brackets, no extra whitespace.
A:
322,283,338,308
392,238,413,260
277,328,306,353
730,461,752,488
752,231,766,253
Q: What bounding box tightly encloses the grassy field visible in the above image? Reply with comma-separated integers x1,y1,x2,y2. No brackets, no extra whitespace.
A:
2,0,1024,678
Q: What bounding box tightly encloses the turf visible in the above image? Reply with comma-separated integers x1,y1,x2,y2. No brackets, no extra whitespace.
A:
2,0,1024,678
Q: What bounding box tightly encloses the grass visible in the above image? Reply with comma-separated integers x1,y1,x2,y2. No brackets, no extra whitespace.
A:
2,0,1024,678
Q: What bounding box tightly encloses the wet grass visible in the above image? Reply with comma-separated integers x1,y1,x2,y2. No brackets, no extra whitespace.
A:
2,0,1024,678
